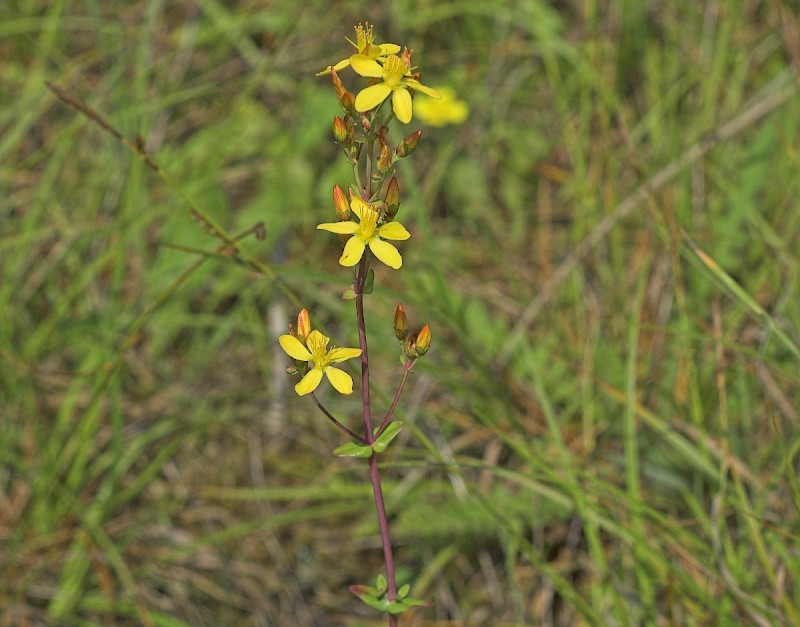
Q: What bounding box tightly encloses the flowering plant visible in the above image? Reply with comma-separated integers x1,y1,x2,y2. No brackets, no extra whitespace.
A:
278,22,441,624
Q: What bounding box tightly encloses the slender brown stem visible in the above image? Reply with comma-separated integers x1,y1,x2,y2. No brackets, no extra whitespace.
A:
355,256,374,439
354,254,398,612
376,365,411,437
369,452,398,606
310,393,368,443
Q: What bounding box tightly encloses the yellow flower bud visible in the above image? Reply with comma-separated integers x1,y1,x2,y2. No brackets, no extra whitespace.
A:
416,324,432,356
393,304,408,341
333,184,350,220
297,308,312,342
333,116,348,143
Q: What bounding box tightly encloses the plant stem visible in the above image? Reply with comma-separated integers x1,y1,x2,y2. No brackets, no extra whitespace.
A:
376,366,411,437
310,393,368,443
354,254,398,617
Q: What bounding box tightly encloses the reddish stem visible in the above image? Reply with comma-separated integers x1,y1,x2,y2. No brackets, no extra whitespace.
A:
376,365,411,437
354,254,398,613
311,393,368,444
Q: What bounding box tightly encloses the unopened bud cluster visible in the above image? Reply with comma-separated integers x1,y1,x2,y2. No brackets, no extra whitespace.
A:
394,304,431,365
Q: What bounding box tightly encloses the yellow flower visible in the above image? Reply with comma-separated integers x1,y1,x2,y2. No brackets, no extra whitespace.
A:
351,54,441,124
413,86,468,127
279,329,362,396
317,22,400,76
317,196,410,269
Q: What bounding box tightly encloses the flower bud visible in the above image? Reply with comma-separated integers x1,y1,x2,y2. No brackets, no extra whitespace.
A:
333,116,348,143
333,184,350,220
406,332,418,359
385,177,400,219
297,308,311,342
415,324,432,356
331,68,355,111
331,68,346,100
396,130,422,158
341,91,355,111
405,333,419,361
378,141,392,174
393,304,408,341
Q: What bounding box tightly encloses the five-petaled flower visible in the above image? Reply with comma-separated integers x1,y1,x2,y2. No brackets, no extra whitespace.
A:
317,22,400,76
317,195,410,269
413,86,469,127
280,328,362,396
351,54,441,124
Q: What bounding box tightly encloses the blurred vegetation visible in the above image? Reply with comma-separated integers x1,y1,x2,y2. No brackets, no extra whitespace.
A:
2,0,800,624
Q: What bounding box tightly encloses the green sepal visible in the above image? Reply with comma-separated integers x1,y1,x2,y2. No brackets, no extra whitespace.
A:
373,422,403,453
341,287,356,300
364,268,375,294
397,583,410,598
333,441,373,458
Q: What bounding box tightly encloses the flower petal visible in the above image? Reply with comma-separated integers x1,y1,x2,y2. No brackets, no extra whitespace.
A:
378,222,410,240
325,367,354,394
368,239,402,269
318,221,358,234
350,56,383,78
328,347,363,362
315,58,351,76
340,236,366,266
295,367,323,396
349,196,370,221
379,43,401,55
391,88,413,124
355,83,392,112
279,334,312,361
402,79,441,100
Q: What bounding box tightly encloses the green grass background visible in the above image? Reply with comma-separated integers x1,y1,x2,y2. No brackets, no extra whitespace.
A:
2,0,800,624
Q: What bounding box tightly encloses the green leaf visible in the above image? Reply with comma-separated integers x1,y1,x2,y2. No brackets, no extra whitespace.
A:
373,422,403,453
332,441,373,458
364,268,375,293
397,583,410,598
385,596,430,614
350,582,429,615
341,288,356,300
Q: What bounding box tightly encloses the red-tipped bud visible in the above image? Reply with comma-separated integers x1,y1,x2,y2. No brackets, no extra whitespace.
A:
385,177,400,219
393,304,409,341
333,184,351,220
415,324,432,356
297,308,311,342
331,67,346,99
331,69,355,110
396,130,422,158
333,116,348,143
360,115,371,133
406,332,418,359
